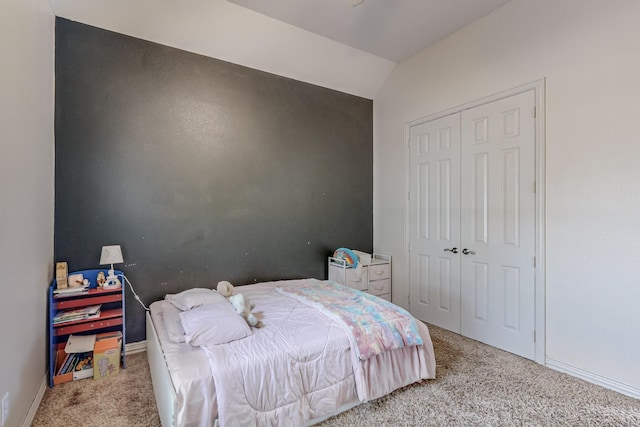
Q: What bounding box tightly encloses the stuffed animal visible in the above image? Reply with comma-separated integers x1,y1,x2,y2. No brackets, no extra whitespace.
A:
96,271,106,287
229,293,262,328
216,280,234,297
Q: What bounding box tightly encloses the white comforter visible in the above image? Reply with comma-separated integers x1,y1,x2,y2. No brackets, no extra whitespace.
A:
200,280,436,427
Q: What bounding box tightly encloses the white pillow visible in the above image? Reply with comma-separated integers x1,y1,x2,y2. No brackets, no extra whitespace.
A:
163,303,186,343
165,288,226,311
179,301,251,346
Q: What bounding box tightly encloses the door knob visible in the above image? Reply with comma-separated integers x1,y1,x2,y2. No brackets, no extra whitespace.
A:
462,248,476,255
444,247,458,254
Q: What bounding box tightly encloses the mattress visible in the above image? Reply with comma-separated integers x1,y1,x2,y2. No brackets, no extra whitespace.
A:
150,300,218,427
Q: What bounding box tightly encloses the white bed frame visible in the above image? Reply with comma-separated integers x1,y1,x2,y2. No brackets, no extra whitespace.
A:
146,312,360,427
146,313,178,427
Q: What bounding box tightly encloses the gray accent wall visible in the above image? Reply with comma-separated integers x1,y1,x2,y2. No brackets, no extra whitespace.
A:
54,18,373,342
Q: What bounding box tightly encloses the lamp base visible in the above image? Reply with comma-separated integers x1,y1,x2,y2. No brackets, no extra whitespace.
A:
103,275,121,289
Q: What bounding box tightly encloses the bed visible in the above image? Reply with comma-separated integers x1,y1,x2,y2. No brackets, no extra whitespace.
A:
146,279,436,427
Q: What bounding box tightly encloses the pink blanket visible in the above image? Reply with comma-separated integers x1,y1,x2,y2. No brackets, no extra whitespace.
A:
276,279,423,360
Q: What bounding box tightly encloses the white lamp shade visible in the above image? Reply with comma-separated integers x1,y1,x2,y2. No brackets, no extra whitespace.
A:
100,245,124,266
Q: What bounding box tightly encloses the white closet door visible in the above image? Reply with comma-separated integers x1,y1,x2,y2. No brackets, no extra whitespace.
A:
408,113,461,332
459,90,536,359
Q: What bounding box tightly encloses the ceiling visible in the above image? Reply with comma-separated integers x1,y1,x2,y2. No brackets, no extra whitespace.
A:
49,0,512,98
228,0,511,62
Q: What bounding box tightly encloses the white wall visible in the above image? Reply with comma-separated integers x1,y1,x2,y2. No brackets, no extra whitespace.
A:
49,0,395,99
374,0,640,395
0,0,54,425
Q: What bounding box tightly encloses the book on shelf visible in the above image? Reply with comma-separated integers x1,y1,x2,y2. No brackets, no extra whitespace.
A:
53,285,89,296
74,352,93,371
73,352,94,380
53,304,102,324
67,355,80,374
65,334,96,353
57,352,94,376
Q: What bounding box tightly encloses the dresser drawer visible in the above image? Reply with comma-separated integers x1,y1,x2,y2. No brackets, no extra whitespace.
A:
368,278,390,296
329,264,368,291
345,267,368,291
368,262,390,281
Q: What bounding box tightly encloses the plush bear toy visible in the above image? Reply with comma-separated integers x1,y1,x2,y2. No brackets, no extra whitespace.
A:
229,293,262,328
217,281,262,327
217,280,234,297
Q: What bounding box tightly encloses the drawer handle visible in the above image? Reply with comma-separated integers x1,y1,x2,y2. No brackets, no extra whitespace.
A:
352,278,361,282
374,270,384,275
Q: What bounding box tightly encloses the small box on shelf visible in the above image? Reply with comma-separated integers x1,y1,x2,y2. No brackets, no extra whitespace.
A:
53,349,72,385
55,262,68,289
93,336,122,380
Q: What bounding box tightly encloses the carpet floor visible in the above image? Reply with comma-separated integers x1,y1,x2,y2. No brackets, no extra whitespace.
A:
32,325,640,426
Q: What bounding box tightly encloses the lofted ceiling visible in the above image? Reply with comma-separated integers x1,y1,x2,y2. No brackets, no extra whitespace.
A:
228,0,511,62
49,0,511,98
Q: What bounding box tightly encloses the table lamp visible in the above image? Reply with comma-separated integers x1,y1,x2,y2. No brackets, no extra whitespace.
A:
100,245,123,288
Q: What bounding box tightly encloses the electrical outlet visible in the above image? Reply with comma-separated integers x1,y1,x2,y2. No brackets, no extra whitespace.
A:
1,392,8,426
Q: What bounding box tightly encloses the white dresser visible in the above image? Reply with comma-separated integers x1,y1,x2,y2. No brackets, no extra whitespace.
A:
328,253,392,301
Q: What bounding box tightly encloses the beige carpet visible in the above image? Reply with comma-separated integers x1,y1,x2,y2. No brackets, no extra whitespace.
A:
33,325,640,426
32,350,161,427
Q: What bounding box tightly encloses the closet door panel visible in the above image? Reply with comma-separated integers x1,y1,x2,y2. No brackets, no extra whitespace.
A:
460,90,536,360
408,113,461,332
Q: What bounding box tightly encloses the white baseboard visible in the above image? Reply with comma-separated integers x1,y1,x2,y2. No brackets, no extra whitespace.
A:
22,374,47,427
546,357,640,400
125,340,147,354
